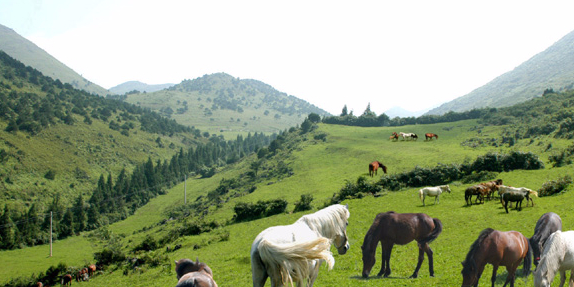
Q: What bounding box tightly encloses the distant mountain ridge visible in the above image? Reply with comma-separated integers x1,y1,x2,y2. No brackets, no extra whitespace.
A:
384,106,430,118
109,81,175,94
427,29,574,115
0,23,109,96
124,73,331,136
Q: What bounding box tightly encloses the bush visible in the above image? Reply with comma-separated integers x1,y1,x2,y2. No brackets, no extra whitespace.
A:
293,194,314,212
330,176,383,203
233,199,288,222
538,176,572,197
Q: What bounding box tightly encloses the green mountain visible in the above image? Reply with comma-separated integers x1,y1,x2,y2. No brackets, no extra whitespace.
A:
0,24,109,96
109,81,175,95
427,29,574,115
123,73,331,137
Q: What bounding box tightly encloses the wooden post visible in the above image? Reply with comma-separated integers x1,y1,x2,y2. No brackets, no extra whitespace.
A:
184,175,187,204
49,211,53,257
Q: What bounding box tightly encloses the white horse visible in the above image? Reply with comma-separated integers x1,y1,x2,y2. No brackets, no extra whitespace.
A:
534,230,574,287
251,204,350,287
418,185,451,206
399,132,418,140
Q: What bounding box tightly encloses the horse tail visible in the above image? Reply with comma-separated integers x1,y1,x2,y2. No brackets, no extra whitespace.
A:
523,237,533,276
420,218,443,245
528,189,538,197
257,237,334,286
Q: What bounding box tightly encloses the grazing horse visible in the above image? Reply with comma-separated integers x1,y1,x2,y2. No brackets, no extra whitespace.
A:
88,264,96,277
425,133,438,140
534,230,574,287
389,132,399,141
368,161,387,177
251,204,350,287
61,274,73,286
418,185,451,206
479,179,502,200
461,228,531,287
361,211,442,279
400,132,418,141
530,212,562,268
465,185,489,205
176,258,218,287
498,185,537,208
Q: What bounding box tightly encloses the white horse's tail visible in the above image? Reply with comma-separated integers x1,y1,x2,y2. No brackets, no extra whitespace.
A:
527,189,538,197
257,237,334,286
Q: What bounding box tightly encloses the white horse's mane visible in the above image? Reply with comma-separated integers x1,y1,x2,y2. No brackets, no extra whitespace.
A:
297,204,349,239
536,230,564,283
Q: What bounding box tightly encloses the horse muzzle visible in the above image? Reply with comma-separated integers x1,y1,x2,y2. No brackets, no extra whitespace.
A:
337,242,350,255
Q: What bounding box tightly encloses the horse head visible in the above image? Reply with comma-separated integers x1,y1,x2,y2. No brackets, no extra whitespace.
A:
443,185,451,193
333,204,350,255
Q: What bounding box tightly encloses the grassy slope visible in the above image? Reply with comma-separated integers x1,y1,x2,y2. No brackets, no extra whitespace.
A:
2,121,573,286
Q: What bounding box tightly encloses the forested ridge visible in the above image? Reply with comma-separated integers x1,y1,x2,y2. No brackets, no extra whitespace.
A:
0,50,277,250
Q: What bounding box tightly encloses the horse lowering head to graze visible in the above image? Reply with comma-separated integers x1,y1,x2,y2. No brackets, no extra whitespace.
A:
530,212,562,268
175,258,218,287
369,161,387,177
389,132,399,141
361,211,442,279
534,230,574,287
465,185,488,205
61,274,73,286
461,228,531,287
425,133,438,140
251,204,350,287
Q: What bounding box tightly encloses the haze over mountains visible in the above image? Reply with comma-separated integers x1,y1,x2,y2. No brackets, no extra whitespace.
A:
427,29,574,115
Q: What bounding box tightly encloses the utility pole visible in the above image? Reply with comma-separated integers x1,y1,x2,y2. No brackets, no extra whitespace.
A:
184,175,187,204
49,211,53,257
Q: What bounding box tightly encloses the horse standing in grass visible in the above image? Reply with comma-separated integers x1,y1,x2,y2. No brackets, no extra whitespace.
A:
61,274,73,286
425,133,438,140
389,132,399,141
361,211,442,279
461,228,531,287
251,204,350,287
498,185,537,208
530,212,562,268
368,161,387,177
400,132,418,141
480,179,502,200
465,185,489,205
534,230,574,287
418,185,451,206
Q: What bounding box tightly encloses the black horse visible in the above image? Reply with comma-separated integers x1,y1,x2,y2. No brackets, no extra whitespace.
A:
529,212,562,267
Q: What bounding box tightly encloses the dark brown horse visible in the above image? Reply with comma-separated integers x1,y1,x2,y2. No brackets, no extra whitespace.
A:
61,274,73,286
461,228,531,287
425,133,438,140
175,258,217,287
465,185,489,205
389,132,399,141
529,212,562,267
361,211,442,279
368,161,387,177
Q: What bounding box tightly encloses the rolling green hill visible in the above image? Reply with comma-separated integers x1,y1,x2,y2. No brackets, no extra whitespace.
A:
2,109,573,286
123,73,330,138
0,24,109,96
427,29,574,115
108,81,175,95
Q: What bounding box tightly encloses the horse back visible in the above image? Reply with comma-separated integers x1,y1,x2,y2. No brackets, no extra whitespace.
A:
177,271,218,287
374,212,437,244
485,231,529,266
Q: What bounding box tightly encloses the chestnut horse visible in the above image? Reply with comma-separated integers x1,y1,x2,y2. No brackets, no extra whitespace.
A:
389,132,399,141
175,258,218,287
461,228,531,287
425,133,438,140
361,211,442,279
61,274,73,286
530,212,562,268
369,161,387,177
465,185,489,205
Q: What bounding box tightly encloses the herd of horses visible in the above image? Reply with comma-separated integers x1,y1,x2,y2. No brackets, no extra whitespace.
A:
389,131,438,141
463,179,539,213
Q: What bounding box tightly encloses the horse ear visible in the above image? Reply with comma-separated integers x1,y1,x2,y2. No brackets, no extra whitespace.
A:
196,257,200,264
345,204,349,210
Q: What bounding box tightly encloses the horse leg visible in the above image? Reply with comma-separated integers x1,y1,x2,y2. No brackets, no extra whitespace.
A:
410,243,426,278
379,242,393,277
435,195,439,205
308,260,321,287
423,243,434,277
490,265,499,287
504,201,509,213
251,250,269,287
558,269,566,287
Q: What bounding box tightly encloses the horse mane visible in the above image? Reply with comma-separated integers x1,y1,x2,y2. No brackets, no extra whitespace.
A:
536,230,564,283
462,228,495,275
297,204,349,239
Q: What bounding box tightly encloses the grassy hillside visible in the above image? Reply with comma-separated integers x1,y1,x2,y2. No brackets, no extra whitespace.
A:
2,119,572,286
428,29,574,115
108,81,175,95
0,24,109,97
123,73,330,138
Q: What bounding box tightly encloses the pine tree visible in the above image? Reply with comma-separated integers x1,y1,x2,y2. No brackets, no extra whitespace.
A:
0,205,15,249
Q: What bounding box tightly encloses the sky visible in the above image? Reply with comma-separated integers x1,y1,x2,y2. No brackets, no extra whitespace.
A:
1,0,574,116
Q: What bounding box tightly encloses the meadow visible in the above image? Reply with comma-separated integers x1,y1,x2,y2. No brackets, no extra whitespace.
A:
1,120,573,286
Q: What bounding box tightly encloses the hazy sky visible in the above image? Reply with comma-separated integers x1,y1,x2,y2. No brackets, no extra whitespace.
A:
1,0,574,115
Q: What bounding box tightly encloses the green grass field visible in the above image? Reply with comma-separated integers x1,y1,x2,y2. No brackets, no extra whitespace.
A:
1,121,573,286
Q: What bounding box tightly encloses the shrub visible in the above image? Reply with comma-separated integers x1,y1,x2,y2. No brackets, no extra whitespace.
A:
538,176,572,197
233,199,288,222
330,176,383,203
293,194,314,212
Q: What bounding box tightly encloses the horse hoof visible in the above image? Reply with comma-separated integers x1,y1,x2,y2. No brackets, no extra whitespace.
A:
409,274,418,279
